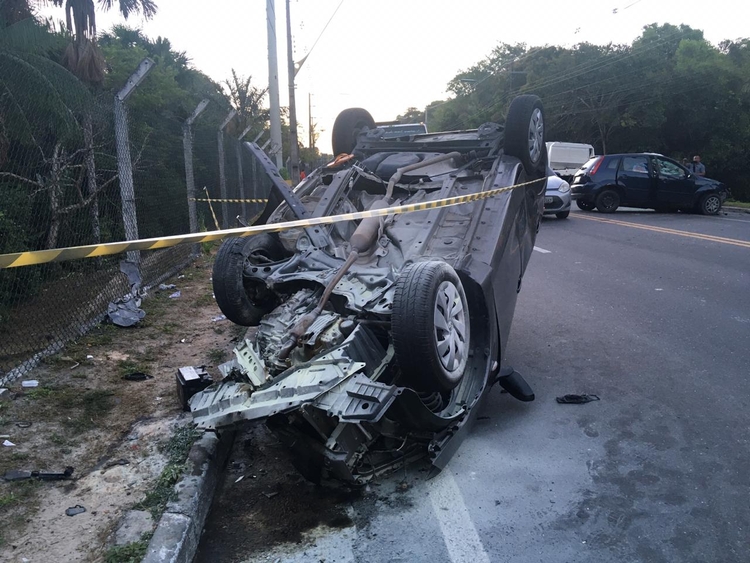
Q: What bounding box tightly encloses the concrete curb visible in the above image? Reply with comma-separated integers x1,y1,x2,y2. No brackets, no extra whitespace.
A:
142,430,235,563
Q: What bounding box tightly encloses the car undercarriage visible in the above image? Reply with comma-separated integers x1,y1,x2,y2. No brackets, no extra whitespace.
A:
187,95,548,484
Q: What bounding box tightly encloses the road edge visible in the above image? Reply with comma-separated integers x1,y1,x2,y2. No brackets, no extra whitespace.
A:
142,429,235,563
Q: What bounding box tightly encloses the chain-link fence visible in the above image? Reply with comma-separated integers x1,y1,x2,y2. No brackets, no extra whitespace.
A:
0,50,275,383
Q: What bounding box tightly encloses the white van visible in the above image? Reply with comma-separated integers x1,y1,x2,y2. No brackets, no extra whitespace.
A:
546,142,595,180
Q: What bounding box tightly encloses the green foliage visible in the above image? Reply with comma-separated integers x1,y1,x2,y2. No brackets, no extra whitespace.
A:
133,424,200,519
105,532,154,563
425,24,750,200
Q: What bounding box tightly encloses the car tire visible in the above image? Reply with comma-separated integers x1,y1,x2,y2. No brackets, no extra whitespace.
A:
392,261,470,392
212,234,285,326
556,210,570,219
699,193,722,215
576,200,595,211
503,94,547,175
331,108,375,156
595,189,620,213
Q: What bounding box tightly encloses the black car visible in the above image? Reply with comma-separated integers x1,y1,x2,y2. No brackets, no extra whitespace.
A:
571,153,729,214
187,95,548,484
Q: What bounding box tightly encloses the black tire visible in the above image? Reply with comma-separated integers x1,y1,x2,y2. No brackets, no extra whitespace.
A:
699,193,722,215
556,210,570,219
212,234,285,326
595,189,620,213
392,261,470,392
331,108,375,156
504,94,547,174
576,199,595,211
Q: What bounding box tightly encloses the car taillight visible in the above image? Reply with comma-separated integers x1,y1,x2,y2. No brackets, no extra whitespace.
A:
589,157,604,176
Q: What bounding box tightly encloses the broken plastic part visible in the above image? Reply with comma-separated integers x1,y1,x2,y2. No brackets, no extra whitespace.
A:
556,393,600,404
65,505,86,516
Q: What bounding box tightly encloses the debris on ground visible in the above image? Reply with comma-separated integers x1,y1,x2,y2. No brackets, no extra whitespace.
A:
168,291,181,299
158,284,177,291
556,393,600,404
211,314,227,322
21,380,39,388
3,466,74,482
65,505,86,516
108,260,146,327
122,372,154,382
3,440,16,447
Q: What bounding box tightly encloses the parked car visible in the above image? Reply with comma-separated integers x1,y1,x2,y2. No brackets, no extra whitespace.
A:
546,141,595,181
188,95,548,484
571,153,729,214
544,175,571,218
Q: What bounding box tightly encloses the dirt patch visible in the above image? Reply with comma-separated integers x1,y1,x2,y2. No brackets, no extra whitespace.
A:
195,425,361,563
0,253,238,561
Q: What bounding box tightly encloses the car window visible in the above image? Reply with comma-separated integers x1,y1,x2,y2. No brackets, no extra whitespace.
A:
621,156,649,174
656,157,686,179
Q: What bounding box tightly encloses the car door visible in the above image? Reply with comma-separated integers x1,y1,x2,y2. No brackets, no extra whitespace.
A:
616,155,654,205
654,156,696,207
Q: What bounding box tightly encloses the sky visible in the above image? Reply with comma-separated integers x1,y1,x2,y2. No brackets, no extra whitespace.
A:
40,0,748,154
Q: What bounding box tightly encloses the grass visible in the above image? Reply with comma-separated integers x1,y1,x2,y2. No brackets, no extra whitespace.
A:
726,199,750,209
117,359,151,378
104,532,153,563
193,293,215,308
133,424,200,520
207,348,226,364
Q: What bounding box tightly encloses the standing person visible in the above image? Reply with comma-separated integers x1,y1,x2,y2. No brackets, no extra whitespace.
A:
689,155,706,177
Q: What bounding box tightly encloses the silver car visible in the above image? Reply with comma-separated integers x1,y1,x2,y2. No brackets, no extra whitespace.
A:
544,175,571,218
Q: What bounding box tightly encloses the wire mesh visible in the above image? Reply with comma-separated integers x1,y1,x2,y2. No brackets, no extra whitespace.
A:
0,43,274,382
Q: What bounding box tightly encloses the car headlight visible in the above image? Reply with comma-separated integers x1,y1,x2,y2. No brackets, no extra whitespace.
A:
557,182,571,193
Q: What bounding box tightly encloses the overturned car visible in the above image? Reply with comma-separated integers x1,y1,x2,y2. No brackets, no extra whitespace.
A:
189,94,548,484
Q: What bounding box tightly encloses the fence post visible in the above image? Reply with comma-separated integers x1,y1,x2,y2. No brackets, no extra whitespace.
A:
236,124,253,220
183,99,210,236
217,109,236,229
114,58,154,265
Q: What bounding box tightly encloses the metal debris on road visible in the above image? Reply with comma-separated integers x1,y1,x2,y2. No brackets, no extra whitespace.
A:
556,393,601,404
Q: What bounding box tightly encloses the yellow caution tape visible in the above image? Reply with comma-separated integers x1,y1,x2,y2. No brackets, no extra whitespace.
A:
0,177,544,269
190,198,269,203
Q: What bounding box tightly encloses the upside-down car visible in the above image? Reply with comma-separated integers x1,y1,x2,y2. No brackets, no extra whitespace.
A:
188,94,549,484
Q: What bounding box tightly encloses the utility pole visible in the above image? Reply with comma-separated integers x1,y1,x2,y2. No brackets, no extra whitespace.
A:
308,93,314,150
266,0,283,170
285,0,300,184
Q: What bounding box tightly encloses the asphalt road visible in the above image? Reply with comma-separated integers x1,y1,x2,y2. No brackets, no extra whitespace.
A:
196,206,750,563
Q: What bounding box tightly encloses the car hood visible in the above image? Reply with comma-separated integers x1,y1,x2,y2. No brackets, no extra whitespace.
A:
695,175,724,188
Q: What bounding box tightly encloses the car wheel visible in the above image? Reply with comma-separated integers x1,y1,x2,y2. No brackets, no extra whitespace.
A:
595,189,620,213
556,210,570,219
503,95,546,175
576,199,595,211
392,261,470,392
700,193,722,215
212,234,285,326
331,108,375,156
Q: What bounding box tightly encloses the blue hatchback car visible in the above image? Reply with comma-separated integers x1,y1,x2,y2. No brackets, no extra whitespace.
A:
570,153,729,214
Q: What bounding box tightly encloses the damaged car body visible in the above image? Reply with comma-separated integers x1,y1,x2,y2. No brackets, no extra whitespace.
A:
189,94,548,484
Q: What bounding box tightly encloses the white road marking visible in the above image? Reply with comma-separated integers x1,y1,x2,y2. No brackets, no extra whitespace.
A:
429,471,491,563
533,246,551,254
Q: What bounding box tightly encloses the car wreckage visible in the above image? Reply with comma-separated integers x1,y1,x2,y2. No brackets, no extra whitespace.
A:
186,94,548,484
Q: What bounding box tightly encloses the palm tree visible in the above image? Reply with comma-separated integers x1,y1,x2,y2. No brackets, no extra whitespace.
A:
50,0,157,84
